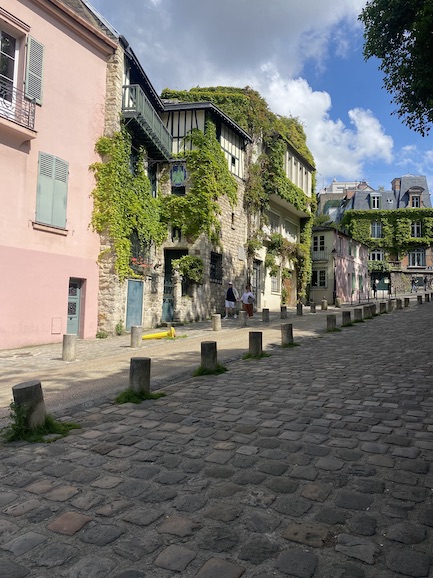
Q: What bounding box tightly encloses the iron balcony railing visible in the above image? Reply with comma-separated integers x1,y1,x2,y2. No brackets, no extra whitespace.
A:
311,249,329,261
0,80,35,131
122,84,172,159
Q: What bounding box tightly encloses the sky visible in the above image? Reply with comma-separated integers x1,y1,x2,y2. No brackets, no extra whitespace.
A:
87,0,433,194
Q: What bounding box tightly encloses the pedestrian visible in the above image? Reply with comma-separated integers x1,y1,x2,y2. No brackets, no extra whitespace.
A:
240,283,255,317
223,281,239,319
411,277,417,293
424,276,428,291
372,281,377,299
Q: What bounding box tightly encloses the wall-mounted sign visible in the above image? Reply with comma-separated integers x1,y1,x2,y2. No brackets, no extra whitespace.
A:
170,164,187,187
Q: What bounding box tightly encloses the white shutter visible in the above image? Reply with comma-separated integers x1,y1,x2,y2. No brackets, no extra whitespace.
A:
25,37,44,104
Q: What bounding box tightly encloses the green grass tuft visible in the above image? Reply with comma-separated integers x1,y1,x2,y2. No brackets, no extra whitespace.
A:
281,342,300,348
192,363,228,376
326,328,341,333
115,389,166,404
242,352,272,360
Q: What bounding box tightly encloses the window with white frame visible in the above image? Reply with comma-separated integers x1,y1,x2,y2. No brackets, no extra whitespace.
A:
284,219,298,242
411,195,421,208
270,267,280,292
411,221,422,237
408,248,425,267
0,29,16,102
369,249,384,261
312,269,326,287
313,235,325,252
371,221,382,238
370,195,381,209
268,211,280,233
35,153,69,228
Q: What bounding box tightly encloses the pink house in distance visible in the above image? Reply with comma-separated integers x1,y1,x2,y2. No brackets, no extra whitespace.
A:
0,0,116,349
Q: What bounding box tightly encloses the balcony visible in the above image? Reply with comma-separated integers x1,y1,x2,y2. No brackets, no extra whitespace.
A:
122,84,172,161
311,250,329,262
0,80,36,142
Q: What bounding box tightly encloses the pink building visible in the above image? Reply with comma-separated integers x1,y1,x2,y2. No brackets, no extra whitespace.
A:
0,0,115,349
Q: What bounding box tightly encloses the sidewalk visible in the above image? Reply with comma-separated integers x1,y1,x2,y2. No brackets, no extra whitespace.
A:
0,294,433,576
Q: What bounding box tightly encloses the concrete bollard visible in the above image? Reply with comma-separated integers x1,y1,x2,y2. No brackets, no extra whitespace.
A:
262,308,270,322
281,323,294,346
425,293,430,303
431,292,433,301
396,298,403,310
321,298,328,311
310,302,316,313
327,314,337,331
238,310,247,327
354,308,363,322
370,303,377,316
200,341,218,372
129,357,151,394
280,306,287,319
342,311,351,326
379,302,387,314
335,297,342,308
62,334,77,361
130,326,143,348
387,300,395,313
296,302,303,316
212,314,221,331
363,305,372,319
417,295,423,305
404,297,410,307
249,332,263,357
12,380,47,429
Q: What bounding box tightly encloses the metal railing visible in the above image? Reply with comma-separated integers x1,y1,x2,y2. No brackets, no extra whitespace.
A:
0,80,35,130
122,84,171,155
311,250,329,261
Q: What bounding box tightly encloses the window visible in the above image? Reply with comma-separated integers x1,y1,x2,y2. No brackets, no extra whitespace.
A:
268,211,280,233
35,153,68,228
271,268,280,292
369,249,384,261
210,252,222,284
411,196,421,208
284,219,298,242
312,270,326,287
370,195,380,209
411,221,422,237
408,248,425,267
0,29,16,102
371,221,382,238
313,235,325,252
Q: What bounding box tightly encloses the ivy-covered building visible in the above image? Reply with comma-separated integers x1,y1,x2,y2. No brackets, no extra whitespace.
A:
339,175,433,293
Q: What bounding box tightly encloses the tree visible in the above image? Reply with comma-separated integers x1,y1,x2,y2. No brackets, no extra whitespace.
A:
359,0,433,136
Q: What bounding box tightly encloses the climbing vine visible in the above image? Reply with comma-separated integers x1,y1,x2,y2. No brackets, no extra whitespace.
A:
90,128,167,282
172,255,204,284
160,121,237,245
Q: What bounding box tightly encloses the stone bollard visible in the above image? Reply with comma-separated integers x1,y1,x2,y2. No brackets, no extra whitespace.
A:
280,306,287,319
321,298,328,311
130,326,143,348
425,293,430,303
62,334,77,361
212,314,221,331
262,308,270,322
404,297,410,308
417,295,423,305
129,357,151,394
296,302,303,316
238,310,247,327
354,308,363,322
335,297,342,308
363,305,372,319
327,314,337,331
342,311,351,326
200,341,218,372
281,323,294,346
431,292,433,301
310,302,316,313
387,300,395,313
379,301,387,314
370,303,377,316
396,298,403,310
249,332,263,357
12,380,47,429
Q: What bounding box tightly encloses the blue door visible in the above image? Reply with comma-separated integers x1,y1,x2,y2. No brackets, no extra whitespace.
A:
162,249,187,322
67,278,81,335
126,279,144,330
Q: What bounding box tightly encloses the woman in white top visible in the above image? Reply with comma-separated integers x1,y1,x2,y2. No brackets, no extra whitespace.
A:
240,284,255,317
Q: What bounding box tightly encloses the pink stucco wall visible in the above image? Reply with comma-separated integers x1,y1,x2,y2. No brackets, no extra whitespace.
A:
0,0,114,349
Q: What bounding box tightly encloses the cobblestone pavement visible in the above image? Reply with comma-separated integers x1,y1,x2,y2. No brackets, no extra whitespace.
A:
1,297,433,577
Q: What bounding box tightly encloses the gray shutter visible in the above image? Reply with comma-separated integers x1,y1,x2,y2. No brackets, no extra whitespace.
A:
25,37,44,104
52,158,68,228
36,153,54,225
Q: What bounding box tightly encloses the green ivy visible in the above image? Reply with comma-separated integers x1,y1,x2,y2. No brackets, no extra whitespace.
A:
172,255,204,284
90,128,167,282
160,121,237,245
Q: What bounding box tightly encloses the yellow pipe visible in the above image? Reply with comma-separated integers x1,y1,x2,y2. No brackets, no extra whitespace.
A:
142,326,176,340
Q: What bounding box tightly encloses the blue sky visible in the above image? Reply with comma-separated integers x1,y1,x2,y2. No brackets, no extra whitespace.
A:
87,0,433,194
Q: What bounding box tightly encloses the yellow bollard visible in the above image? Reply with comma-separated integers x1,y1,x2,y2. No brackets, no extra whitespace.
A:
142,326,176,340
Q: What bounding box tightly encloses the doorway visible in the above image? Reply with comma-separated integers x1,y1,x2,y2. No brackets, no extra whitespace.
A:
126,279,144,330
67,278,82,335
162,249,188,322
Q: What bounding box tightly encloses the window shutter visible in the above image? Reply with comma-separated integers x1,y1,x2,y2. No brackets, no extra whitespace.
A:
36,153,55,225
52,158,68,228
25,36,44,104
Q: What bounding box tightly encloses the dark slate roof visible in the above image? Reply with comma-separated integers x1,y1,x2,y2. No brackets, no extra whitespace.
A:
398,175,431,208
